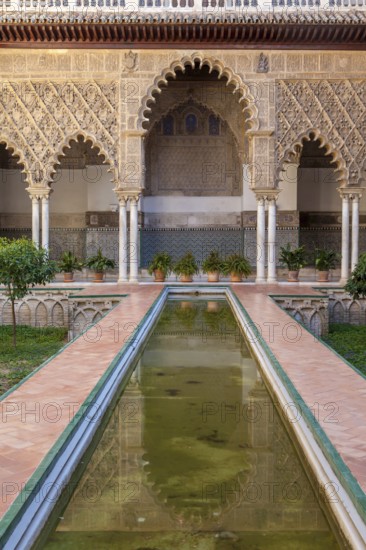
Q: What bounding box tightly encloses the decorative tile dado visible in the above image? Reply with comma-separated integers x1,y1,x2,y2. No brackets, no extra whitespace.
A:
242,211,299,228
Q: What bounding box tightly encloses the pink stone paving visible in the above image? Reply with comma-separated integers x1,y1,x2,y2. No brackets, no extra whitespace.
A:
0,282,365,523
233,284,366,495
0,284,162,518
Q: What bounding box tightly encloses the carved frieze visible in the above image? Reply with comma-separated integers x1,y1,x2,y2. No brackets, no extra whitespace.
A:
276,80,366,185
0,80,119,186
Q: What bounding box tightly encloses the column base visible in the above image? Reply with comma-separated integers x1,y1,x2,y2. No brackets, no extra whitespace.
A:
255,277,267,284
118,277,128,284
339,278,348,286
267,277,277,284
128,278,139,284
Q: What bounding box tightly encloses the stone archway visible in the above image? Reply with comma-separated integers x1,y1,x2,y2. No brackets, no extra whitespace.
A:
137,52,260,133
0,139,30,244
50,130,117,186
278,128,347,186
278,129,360,283
138,58,252,273
47,133,118,265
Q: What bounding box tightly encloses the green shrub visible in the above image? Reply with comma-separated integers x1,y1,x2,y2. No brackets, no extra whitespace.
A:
345,253,366,299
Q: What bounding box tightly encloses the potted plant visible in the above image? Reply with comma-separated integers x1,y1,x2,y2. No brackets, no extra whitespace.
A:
279,244,307,282
58,251,84,282
315,248,338,282
222,253,251,282
148,252,173,282
202,251,223,283
86,248,116,283
173,252,199,283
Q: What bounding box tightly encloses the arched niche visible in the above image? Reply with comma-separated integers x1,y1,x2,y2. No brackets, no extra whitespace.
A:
141,63,247,230
145,99,242,197
0,142,28,236
50,135,115,229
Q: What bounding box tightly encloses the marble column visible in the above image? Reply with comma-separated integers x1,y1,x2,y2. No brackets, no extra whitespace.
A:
267,197,277,283
41,195,50,250
31,196,40,247
129,195,139,283
351,193,360,271
118,196,128,283
340,193,350,283
256,196,266,284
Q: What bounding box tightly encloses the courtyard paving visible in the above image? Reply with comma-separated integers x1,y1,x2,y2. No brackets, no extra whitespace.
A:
0,282,365,524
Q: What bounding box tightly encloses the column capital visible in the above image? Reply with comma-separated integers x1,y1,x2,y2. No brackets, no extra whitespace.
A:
254,188,282,203
26,187,52,200
114,189,128,205
129,194,140,206
337,187,364,200
114,187,142,202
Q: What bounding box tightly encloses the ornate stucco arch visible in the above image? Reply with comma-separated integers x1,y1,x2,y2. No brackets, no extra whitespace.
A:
137,52,259,133
48,131,118,185
277,128,347,186
0,136,31,185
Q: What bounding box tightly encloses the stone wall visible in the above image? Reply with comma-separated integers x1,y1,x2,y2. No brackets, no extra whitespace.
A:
69,295,124,339
272,295,330,337
0,289,124,340
0,289,70,329
326,289,366,325
273,289,366,339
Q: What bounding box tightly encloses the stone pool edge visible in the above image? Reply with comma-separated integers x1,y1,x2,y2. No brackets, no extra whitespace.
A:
0,287,169,549
227,288,366,550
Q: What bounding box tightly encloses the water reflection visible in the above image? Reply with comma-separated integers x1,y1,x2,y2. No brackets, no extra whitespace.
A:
44,300,339,549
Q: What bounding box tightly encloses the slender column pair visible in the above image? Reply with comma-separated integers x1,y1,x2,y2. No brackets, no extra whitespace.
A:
339,188,363,283
255,191,280,284
116,191,141,283
28,189,51,250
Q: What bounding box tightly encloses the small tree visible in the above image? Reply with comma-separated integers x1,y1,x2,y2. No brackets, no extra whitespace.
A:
0,238,57,347
345,253,366,300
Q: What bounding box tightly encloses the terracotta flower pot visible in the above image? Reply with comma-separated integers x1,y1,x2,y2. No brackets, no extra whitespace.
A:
287,270,299,282
63,272,74,283
230,272,242,283
154,269,166,282
207,271,220,283
181,301,193,310
93,272,104,283
317,270,329,282
180,274,193,283
207,301,219,313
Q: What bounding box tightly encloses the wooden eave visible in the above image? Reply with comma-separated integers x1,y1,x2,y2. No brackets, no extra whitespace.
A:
0,20,366,49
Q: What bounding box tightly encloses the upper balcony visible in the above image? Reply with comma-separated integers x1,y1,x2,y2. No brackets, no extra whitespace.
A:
0,0,365,14
0,0,365,48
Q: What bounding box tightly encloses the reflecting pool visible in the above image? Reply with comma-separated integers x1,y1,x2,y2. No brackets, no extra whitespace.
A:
43,299,339,549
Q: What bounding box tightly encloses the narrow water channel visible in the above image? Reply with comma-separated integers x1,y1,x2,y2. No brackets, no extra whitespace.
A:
43,298,339,549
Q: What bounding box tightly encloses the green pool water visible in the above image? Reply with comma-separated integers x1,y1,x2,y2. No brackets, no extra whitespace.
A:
42,299,340,549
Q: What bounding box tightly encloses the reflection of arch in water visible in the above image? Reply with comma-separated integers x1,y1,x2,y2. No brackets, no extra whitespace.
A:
140,353,255,526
